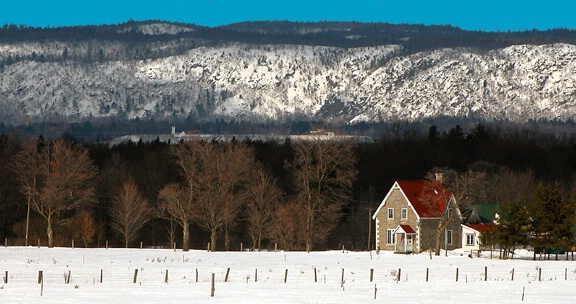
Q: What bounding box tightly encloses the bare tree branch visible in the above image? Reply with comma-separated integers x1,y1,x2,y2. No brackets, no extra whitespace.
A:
286,141,357,251
246,166,282,251
12,138,97,247
110,180,150,248
157,183,195,251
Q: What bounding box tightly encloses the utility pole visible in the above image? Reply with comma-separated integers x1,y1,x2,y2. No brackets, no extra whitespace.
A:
25,191,30,246
444,229,448,257
367,206,372,250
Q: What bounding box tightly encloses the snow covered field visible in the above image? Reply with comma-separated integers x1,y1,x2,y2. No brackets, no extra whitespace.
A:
1,247,575,303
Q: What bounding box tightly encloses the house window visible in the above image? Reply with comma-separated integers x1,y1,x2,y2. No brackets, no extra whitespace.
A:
466,233,475,246
446,230,453,245
401,208,407,220
387,208,394,219
387,229,396,244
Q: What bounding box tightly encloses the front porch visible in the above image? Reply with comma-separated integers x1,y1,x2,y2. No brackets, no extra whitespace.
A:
395,225,416,253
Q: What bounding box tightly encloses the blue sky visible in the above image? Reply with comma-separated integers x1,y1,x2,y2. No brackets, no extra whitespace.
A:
2,1,574,32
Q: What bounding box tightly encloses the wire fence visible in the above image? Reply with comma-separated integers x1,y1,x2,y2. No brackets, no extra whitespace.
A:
4,264,576,286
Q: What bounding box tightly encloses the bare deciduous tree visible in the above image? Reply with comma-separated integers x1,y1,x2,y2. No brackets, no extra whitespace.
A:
246,166,282,251
157,183,194,251
12,138,97,248
422,169,486,256
286,141,357,251
166,219,178,248
447,170,487,209
486,167,535,205
77,210,96,248
161,140,254,251
269,201,307,251
420,176,456,256
111,180,151,248
189,141,254,251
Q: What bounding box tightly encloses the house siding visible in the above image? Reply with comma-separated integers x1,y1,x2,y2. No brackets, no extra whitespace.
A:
462,225,480,252
375,188,418,252
446,217,462,251
461,224,493,253
419,218,462,252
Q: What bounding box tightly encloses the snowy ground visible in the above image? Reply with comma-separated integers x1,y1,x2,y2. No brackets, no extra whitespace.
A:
1,247,575,303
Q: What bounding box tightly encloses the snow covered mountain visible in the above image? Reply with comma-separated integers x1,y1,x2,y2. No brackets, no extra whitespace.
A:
1,22,576,125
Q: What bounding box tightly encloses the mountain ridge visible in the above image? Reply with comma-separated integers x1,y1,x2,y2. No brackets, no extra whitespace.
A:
1,21,576,127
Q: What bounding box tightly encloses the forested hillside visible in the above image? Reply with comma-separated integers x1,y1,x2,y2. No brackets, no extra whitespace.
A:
1,21,576,129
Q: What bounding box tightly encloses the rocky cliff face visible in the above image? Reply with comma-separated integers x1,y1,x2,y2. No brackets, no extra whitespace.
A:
1,34,575,125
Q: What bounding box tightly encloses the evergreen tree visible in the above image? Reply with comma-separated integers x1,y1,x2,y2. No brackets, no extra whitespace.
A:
529,183,576,260
492,198,530,259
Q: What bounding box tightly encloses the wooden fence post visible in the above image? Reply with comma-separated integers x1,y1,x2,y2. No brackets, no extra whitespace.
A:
196,268,199,282
370,269,374,282
240,243,243,252
274,243,277,252
72,239,74,249
66,270,71,284
37,239,40,248
374,284,377,299
284,269,288,283
4,238,7,247
538,268,541,282
38,271,43,284
133,269,138,283
397,268,401,283
426,268,429,282
225,268,230,282
565,268,567,281
100,269,103,283
341,268,345,284
456,268,459,282
314,267,317,283
255,269,257,282
211,273,215,297
522,286,525,301
165,269,169,283
484,266,488,281
4,271,7,283
511,268,514,281
106,241,108,249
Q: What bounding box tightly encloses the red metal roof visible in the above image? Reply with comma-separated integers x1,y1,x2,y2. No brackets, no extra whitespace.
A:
463,223,494,233
397,224,416,234
397,180,453,218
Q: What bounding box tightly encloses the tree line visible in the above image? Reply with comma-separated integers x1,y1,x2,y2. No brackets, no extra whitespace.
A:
418,167,576,258
2,123,576,251
1,135,356,251
482,181,576,260
3,20,576,65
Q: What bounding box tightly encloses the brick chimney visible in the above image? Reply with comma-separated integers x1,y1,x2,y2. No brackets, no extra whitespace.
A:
435,172,443,183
